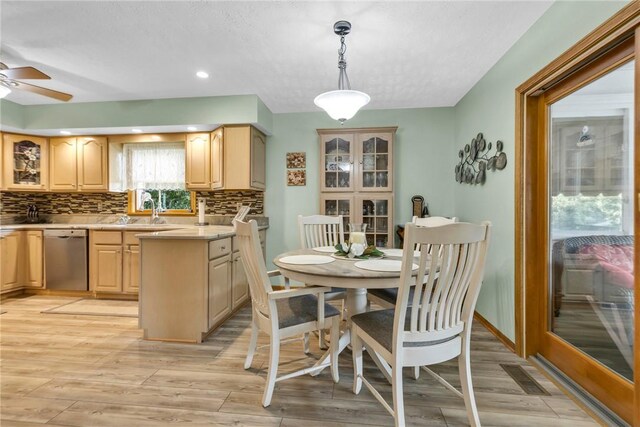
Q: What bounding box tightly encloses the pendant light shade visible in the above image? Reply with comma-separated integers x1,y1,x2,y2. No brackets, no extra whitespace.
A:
315,21,370,124
314,90,370,123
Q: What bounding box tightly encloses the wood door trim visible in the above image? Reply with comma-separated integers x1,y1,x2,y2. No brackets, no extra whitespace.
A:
515,4,639,424
541,333,634,421
634,25,640,427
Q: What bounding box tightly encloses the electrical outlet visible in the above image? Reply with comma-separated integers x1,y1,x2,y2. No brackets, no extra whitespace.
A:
97,201,103,212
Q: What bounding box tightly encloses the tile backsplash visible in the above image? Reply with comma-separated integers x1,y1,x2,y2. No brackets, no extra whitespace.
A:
0,190,264,216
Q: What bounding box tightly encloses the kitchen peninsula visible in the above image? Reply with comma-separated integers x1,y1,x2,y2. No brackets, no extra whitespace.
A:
138,223,266,343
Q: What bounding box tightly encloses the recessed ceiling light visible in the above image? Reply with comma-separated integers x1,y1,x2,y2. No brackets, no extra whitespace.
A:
60,130,71,135
196,71,209,79
132,129,142,133
187,126,197,131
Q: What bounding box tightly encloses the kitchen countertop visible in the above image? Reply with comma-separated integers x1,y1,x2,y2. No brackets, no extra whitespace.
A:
0,222,267,240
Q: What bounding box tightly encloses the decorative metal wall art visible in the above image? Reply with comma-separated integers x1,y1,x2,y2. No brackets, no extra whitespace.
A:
455,132,507,185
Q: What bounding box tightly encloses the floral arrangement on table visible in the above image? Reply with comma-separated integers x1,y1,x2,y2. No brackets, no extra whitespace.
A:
334,241,384,259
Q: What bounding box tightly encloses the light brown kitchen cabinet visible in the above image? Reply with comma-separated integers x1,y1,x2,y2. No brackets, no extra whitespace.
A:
24,231,43,288
210,128,224,190
78,137,108,191
50,137,78,190
3,133,48,191
123,232,140,294
91,244,123,292
50,136,108,192
319,127,396,248
208,254,232,329
0,132,4,190
222,125,267,191
185,133,211,190
231,251,249,309
1,231,23,291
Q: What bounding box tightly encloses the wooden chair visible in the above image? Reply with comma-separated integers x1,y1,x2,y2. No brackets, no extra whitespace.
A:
235,219,341,407
298,214,348,348
351,221,491,427
368,216,458,309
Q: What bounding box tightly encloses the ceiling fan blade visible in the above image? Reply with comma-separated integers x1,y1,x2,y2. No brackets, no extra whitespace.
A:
0,66,50,80
13,81,72,101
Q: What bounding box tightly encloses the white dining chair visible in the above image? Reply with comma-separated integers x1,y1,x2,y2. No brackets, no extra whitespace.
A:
368,216,458,309
351,221,491,427
298,214,348,348
235,219,341,407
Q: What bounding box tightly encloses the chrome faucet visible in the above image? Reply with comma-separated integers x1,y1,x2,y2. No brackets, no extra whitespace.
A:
141,192,166,224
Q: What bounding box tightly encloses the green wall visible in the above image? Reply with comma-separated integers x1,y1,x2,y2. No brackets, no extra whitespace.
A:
452,1,628,341
1,95,273,134
0,100,24,128
265,107,455,269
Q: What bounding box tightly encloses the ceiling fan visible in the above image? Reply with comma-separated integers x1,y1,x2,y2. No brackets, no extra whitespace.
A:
0,62,73,101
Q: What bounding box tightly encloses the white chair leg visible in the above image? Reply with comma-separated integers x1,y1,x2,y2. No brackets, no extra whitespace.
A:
352,327,363,394
459,336,480,427
262,332,280,407
244,317,259,370
412,366,420,380
392,364,406,427
330,316,340,383
319,329,328,350
303,332,310,354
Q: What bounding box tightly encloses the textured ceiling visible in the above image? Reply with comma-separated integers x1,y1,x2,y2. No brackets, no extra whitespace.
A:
1,1,552,112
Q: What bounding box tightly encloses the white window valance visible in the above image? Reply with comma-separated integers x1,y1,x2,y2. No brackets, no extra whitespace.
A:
122,143,185,190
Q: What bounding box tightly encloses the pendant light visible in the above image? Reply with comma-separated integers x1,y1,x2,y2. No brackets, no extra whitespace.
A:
314,21,370,124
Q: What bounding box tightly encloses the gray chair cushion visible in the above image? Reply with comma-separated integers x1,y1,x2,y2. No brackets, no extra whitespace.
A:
276,294,341,329
368,287,415,306
351,308,457,353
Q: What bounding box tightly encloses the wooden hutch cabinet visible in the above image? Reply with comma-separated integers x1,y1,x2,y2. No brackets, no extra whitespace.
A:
318,127,396,248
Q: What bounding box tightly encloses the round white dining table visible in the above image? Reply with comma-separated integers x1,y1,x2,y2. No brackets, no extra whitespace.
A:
274,248,419,380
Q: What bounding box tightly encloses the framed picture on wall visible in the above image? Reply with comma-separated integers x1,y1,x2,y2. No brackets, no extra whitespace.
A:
286,152,306,169
287,169,306,186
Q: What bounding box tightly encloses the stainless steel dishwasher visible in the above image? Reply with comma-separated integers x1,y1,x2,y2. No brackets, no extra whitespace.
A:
44,229,88,290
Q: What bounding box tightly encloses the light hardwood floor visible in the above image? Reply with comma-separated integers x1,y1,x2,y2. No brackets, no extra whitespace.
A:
0,295,598,426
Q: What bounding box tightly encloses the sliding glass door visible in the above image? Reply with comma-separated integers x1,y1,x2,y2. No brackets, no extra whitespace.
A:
539,40,636,421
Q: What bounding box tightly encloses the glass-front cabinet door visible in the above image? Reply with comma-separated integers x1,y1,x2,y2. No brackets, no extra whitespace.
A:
3,134,48,191
320,133,355,192
356,194,393,248
357,132,393,192
320,194,353,241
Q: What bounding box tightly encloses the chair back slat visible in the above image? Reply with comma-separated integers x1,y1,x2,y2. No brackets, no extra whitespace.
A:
396,222,491,350
298,215,345,249
411,216,458,253
233,219,272,316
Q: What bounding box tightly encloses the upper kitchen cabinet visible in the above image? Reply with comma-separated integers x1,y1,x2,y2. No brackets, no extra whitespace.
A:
185,133,211,190
78,137,108,190
318,128,396,193
50,136,108,192
3,133,48,191
186,125,266,191
223,125,266,191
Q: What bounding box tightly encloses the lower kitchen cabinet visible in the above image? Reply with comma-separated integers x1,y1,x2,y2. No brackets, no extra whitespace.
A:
90,230,161,295
91,244,123,292
1,230,43,292
231,251,249,309
208,254,232,329
1,231,22,291
24,231,43,288
139,229,266,343
123,244,140,294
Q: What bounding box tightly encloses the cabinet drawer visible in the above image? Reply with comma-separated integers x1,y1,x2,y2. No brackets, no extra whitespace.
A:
124,231,140,246
209,238,231,259
92,231,122,245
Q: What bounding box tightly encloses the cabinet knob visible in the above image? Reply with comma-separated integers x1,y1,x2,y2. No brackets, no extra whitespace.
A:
220,246,226,250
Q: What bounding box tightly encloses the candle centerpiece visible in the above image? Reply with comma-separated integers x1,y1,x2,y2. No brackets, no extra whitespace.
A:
333,223,384,259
